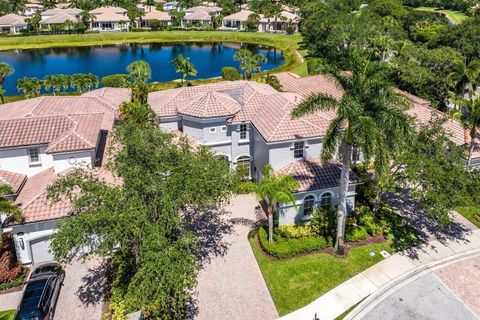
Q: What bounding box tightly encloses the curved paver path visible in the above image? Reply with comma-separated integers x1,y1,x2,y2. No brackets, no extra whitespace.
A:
193,194,278,320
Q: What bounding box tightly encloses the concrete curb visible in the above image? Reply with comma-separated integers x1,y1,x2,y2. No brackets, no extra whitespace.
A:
344,248,480,320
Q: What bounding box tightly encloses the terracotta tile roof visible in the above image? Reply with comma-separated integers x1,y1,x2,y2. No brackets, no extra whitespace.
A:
142,9,171,21
0,170,27,194
0,113,103,153
178,91,242,118
42,7,81,16
40,12,79,24
14,168,71,223
90,6,127,14
277,159,361,193
0,14,26,26
185,5,222,13
223,10,257,21
184,10,212,21
275,72,344,100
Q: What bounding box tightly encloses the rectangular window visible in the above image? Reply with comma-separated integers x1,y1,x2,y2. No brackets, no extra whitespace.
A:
209,127,216,134
221,126,227,132
239,124,247,140
293,141,304,159
28,148,40,164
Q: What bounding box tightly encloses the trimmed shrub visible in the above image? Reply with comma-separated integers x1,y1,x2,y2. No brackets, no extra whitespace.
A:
276,224,315,239
0,233,26,291
310,207,337,237
286,24,296,35
258,226,327,258
345,226,369,242
221,67,241,81
102,74,130,88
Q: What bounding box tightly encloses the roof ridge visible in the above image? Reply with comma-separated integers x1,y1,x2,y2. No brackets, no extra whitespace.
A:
265,95,292,141
45,115,78,152
30,96,46,116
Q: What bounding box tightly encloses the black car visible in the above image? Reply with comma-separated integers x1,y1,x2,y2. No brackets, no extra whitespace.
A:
15,263,65,320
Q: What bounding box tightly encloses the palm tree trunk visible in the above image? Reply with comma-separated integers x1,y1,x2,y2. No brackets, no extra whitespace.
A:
268,204,274,243
466,132,476,168
0,95,4,104
334,141,353,255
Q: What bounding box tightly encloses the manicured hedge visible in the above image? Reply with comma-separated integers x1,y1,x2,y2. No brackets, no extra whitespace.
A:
221,67,241,81
258,226,328,259
101,74,130,88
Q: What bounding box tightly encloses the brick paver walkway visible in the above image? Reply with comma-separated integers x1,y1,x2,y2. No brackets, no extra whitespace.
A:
0,290,22,311
193,194,278,320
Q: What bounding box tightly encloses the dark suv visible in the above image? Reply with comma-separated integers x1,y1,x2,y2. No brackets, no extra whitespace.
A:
15,263,65,320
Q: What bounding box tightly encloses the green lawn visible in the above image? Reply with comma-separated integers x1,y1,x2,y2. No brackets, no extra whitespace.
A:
249,233,392,316
0,310,15,320
414,7,469,24
455,206,480,228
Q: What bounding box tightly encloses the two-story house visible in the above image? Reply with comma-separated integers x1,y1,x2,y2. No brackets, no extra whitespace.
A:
0,88,130,265
148,80,361,225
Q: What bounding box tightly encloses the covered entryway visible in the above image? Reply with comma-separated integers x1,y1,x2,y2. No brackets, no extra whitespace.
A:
30,235,54,264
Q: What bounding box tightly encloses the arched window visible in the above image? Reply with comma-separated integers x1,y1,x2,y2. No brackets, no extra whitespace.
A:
236,155,251,176
303,195,315,216
320,192,333,208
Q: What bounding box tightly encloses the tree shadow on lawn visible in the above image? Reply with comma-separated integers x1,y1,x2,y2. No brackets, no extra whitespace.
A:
76,258,111,306
382,189,473,259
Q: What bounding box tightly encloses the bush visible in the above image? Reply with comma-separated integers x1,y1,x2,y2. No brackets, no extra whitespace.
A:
286,24,296,35
357,206,385,236
310,207,337,237
258,226,327,258
221,67,241,81
102,74,130,88
276,224,315,239
0,234,23,284
0,268,27,291
346,226,369,242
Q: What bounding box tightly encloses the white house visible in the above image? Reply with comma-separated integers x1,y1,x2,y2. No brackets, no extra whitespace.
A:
40,8,82,29
163,1,178,12
181,5,221,27
0,14,27,34
139,9,171,28
221,10,259,31
0,88,131,265
221,10,300,32
90,6,129,32
23,1,43,17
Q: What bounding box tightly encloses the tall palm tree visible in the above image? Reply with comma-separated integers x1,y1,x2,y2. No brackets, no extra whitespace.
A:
372,35,395,62
240,164,299,243
59,74,71,93
292,51,413,255
43,75,63,95
234,49,267,80
86,73,99,91
451,94,480,167
16,77,42,98
171,54,197,86
0,62,14,103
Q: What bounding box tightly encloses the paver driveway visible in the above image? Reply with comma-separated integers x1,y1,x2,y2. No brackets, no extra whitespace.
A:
193,194,278,320
55,257,106,320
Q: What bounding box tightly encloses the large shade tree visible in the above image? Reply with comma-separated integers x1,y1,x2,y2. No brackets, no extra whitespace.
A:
47,122,234,319
292,51,413,255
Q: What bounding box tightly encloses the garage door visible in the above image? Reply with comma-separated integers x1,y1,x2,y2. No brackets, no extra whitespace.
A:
30,236,54,264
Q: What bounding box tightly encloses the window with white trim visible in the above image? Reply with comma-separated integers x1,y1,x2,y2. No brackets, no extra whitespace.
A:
303,195,315,216
28,148,40,164
209,127,216,134
236,155,251,176
293,141,304,158
239,124,248,140
320,192,332,208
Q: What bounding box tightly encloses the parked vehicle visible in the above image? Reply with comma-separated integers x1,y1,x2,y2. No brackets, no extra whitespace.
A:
14,263,65,320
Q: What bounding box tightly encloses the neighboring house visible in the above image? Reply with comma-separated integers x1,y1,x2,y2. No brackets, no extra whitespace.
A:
23,1,43,17
0,14,27,34
139,9,171,27
148,79,358,225
221,10,299,32
163,1,178,12
40,8,82,28
0,88,131,265
182,5,221,27
90,6,129,32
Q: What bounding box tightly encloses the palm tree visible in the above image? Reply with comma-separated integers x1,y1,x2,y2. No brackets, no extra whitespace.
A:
373,35,395,62
0,62,14,103
292,51,412,255
127,60,152,84
451,94,480,167
240,164,299,243
234,49,267,80
16,77,42,98
43,75,63,95
59,74,71,93
85,73,99,91
447,59,480,97
171,54,197,86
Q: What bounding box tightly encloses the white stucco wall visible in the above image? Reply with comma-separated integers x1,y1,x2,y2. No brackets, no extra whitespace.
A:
0,146,54,177
12,220,58,265
268,138,323,171
52,151,95,172
277,185,358,225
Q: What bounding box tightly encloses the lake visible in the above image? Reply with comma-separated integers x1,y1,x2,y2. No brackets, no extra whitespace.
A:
0,42,285,95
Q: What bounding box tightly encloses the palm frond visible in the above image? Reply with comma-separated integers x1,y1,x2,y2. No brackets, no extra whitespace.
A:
321,116,345,161
292,93,338,118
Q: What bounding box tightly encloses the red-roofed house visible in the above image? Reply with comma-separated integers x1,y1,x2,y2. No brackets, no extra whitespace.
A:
0,88,130,265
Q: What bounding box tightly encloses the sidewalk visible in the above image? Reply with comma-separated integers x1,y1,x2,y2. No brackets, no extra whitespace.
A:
279,228,480,320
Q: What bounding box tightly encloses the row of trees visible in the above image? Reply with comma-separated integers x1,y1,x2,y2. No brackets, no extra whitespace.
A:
15,73,99,98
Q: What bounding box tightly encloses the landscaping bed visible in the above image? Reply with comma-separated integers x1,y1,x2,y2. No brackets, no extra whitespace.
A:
0,234,28,294
0,310,15,320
